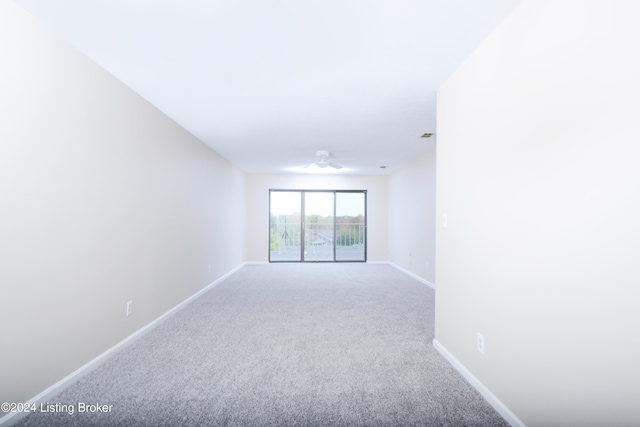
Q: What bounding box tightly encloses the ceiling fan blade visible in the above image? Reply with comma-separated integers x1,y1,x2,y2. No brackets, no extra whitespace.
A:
301,151,343,170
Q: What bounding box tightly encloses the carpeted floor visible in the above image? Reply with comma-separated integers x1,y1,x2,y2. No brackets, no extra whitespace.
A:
16,263,509,426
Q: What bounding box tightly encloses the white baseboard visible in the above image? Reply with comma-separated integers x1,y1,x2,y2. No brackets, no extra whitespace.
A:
0,262,247,427
432,339,526,427
387,262,436,289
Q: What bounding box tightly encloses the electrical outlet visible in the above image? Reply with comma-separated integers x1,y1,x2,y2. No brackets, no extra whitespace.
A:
208,264,211,273
477,333,485,355
442,213,448,228
126,301,133,317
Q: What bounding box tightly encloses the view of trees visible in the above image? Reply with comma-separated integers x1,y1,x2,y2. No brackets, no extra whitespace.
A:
336,214,364,246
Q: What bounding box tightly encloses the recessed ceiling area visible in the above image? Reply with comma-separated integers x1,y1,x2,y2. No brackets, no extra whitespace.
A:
13,0,521,175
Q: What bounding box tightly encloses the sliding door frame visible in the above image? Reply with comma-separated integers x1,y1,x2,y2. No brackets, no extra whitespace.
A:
269,189,367,263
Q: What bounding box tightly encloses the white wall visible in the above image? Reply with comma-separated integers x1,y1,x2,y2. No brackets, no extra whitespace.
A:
245,174,389,262
388,149,436,284
435,1,640,426
0,0,245,406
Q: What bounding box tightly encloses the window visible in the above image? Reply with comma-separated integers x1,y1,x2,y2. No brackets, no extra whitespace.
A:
269,190,367,262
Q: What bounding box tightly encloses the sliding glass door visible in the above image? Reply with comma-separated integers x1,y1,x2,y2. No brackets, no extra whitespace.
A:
269,190,366,262
335,192,366,261
269,191,302,261
304,192,335,261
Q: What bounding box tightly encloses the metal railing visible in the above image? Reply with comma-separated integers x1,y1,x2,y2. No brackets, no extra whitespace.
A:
270,222,364,248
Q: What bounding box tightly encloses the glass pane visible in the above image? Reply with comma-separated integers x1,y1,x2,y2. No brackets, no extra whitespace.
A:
270,191,302,261
335,192,366,261
304,192,334,261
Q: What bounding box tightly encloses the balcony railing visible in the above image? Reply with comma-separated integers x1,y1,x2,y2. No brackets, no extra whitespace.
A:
270,222,365,261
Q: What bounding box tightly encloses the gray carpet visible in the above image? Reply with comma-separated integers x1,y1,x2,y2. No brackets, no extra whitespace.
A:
16,263,508,426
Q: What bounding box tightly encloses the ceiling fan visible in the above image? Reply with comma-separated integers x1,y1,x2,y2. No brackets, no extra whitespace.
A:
304,150,343,170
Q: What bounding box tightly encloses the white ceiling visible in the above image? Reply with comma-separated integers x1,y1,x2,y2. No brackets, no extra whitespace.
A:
14,0,521,175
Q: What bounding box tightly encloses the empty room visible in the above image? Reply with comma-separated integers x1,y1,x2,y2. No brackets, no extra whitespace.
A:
1,0,639,426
